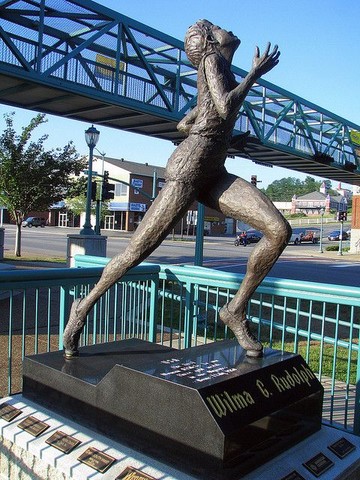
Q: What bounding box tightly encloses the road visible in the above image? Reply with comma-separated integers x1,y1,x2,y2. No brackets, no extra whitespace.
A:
2,224,359,287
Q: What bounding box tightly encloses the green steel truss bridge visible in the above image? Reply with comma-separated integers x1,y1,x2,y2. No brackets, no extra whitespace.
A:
0,0,360,185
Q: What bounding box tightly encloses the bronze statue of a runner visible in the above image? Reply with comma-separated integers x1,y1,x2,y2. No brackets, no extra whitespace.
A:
63,20,291,358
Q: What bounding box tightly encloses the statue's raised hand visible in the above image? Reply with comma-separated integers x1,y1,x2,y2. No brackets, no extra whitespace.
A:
252,42,280,78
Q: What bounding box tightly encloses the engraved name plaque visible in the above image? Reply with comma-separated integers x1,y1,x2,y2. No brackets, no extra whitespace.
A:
17,415,50,437
116,466,156,479
281,471,306,480
78,446,116,473
0,402,22,422
46,430,81,454
303,452,334,477
328,437,356,459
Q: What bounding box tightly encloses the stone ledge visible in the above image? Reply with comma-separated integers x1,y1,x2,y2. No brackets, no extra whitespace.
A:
1,395,360,480
0,395,190,480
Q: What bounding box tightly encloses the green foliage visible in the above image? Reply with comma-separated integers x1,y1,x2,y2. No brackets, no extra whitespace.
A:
0,112,87,224
264,175,323,201
0,112,87,256
66,176,87,198
325,245,350,252
286,212,307,219
65,191,111,218
65,195,87,216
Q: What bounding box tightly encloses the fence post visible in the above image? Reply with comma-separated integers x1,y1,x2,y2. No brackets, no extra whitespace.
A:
58,286,71,350
353,351,360,435
148,276,159,343
183,281,195,348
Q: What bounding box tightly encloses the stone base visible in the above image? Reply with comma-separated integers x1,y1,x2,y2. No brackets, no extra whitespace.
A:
66,234,107,267
1,395,360,480
22,339,324,478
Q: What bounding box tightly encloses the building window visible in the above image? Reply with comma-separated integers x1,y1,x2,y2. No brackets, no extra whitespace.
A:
115,183,128,196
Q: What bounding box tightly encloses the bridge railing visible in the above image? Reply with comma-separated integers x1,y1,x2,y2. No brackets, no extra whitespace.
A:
0,255,359,435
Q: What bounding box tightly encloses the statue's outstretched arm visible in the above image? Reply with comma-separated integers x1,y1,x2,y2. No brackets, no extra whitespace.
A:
206,44,280,119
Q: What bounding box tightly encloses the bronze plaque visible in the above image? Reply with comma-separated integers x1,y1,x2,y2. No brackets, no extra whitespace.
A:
78,447,116,473
17,415,50,437
303,452,334,477
46,430,81,454
281,471,306,480
0,402,22,422
328,437,356,459
116,466,156,479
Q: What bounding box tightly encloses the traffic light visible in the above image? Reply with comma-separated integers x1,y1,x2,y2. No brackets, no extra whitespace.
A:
91,181,97,201
337,211,347,222
102,170,115,200
251,175,257,187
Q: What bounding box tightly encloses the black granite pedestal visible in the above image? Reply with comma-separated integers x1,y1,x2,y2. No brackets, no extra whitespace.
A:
22,339,323,479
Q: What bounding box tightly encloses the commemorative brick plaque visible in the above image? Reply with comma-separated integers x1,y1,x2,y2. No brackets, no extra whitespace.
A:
78,446,116,473
280,471,306,480
303,452,334,477
22,338,323,479
18,415,50,437
328,437,356,459
0,402,22,422
116,466,156,479
46,430,81,454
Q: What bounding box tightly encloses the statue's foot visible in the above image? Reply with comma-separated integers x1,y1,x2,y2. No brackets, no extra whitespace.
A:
219,305,263,358
63,298,84,358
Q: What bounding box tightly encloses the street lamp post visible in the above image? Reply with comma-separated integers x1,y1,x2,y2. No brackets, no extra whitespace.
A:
80,125,100,235
319,208,324,253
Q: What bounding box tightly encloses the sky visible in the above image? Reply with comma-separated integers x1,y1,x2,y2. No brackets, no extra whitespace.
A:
0,0,359,189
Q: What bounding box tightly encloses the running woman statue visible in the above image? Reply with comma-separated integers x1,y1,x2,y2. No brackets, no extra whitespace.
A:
63,20,291,358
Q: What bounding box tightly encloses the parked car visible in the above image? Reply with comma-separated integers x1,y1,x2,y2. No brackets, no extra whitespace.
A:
288,228,319,245
289,228,305,245
22,216,47,228
299,229,319,244
245,229,263,243
327,230,349,241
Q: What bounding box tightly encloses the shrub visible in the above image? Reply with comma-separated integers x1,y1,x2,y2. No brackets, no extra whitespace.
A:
286,213,307,219
325,245,350,252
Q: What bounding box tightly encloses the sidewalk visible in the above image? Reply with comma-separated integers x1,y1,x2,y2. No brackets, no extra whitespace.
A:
285,246,360,262
0,260,66,270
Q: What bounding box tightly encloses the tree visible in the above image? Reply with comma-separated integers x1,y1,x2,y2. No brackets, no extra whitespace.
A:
0,112,87,256
65,177,110,227
302,176,322,194
263,176,322,201
262,177,302,201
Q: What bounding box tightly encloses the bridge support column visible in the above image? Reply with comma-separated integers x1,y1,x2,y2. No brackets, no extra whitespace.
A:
66,234,107,267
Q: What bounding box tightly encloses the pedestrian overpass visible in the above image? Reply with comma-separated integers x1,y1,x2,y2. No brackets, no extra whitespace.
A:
0,0,360,185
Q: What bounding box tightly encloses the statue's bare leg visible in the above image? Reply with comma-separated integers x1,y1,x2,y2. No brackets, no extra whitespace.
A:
200,173,291,357
63,180,197,357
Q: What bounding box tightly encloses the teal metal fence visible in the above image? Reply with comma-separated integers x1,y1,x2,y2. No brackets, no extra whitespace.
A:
0,255,359,436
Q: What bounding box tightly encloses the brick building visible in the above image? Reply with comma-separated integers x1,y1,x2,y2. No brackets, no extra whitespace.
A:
68,156,231,235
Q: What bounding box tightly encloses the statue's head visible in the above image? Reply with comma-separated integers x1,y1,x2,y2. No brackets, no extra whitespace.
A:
184,20,216,68
185,19,240,68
